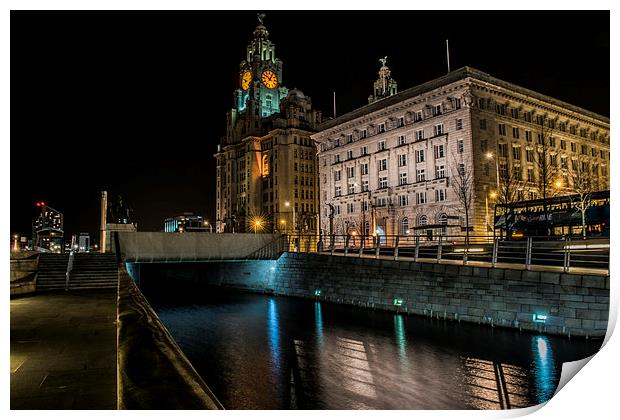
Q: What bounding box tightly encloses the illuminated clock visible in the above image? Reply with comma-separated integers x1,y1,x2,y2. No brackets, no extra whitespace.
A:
261,70,278,89
241,70,252,91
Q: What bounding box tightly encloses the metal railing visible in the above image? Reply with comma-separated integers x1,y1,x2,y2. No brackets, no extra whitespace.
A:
281,234,609,274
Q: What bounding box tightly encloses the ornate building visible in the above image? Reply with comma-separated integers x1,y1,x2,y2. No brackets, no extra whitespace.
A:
215,15,322,234
312,65,610,240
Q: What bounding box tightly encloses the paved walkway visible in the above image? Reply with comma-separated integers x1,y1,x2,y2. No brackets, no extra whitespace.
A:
10,291,117,409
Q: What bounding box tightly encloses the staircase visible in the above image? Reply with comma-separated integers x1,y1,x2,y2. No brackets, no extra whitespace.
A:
36,253,118,291
68,254,118,289
37,253,70,291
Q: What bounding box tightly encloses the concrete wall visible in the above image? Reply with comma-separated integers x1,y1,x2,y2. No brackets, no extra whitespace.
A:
133,252,609,338
10,251,39,296
117,232,283,262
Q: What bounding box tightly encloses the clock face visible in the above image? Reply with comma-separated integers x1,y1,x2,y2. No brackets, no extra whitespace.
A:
261,70,278,89
241,71,252,91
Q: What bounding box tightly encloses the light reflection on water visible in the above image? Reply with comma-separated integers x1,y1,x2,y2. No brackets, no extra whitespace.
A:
150,292,600,410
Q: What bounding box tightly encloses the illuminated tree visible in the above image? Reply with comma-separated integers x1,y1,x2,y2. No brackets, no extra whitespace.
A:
534,124,559,235
569,156,595,239
450,154,474,257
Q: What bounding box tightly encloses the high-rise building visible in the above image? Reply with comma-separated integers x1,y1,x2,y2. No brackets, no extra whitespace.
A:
312,66,610,240
33,201,64,253
164,213,211,233
215,15,322,235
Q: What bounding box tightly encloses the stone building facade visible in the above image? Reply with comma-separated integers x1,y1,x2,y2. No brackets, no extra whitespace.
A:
215,18,322,234
312,66,610,240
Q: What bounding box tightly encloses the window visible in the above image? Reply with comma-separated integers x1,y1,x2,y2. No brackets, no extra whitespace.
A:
571,142,577,153
458,163,466,176
346,150,353,160
398,154,407,167
398,135,407,145
525,130,532,142
415,149,425,163
437,213,448,234
335,205,341,215
334,186,341,197
361,145,368,155
334,154,340,163
498,123,507,136
416,192,427,204
600,150,606,160
378,158,388,171
435,189,447,202
348,183,356,194
361,129,367,139
377,140,386,151
416,168,426,182
398,195,409,206
457,139,464,154
415,111,423,122
456,119,463,130
434,144,445,158
378,176,388,188
591,147,597,157
334,170,341,181
360,162,369,175
527,168,534,182
496,104,506,115
478,98,486,109
526,149,534,162
346,134,353,143
581,145,587,155
398,116,405,127
346,203,355,214
560,139,566,150
498,143,508,157
512,146,521,160
480,119,487,130
346,166,355,178
536,115,544,125
362,179,369,191
379,123,386,133
400,218,410,235
376,197,387,207
580,128,587,138
512,127,520,139
511,108,519,119
561,157,568,169
418,214,428,226
435,164,445,178
294,162,298,171
480,139,487,152
415,129,425,141
433,104,442,116
570,125,577,135
433,123,444,136
523,111,532,122
399,172,408,185
363,201,369,212
550,137,556,147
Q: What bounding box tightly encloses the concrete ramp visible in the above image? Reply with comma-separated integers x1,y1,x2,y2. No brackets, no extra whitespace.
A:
117,232,286,262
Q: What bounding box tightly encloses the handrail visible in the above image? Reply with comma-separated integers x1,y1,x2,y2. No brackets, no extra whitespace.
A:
65,251,75,291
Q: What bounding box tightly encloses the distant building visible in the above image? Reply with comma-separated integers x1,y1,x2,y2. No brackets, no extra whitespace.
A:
312,66,610,240
33,202,64,253
78,233,90,252
164,213,210,232
214,16,322,235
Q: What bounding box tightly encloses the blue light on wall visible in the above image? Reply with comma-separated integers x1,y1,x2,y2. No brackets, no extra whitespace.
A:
268,298,281,370
314,289,322,297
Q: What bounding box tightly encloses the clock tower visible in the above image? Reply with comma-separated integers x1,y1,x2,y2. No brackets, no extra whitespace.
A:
226,14,289,145
215,14,322,235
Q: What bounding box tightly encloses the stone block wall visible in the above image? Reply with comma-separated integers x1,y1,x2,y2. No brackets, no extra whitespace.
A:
133,252,610,338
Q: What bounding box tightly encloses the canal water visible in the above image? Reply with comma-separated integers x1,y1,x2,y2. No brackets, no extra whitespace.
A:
146,289,601,410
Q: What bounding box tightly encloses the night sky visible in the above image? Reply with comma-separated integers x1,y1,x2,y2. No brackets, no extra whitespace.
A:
10,10,609,244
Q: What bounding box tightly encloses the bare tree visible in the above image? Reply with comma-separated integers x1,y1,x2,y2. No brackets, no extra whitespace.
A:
497,165,523,239
534,125,559,235
450,155,474,256
569,156,595,238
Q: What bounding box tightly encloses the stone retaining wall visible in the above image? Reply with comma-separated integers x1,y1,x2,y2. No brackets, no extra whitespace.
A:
133,253,610,338
10,251,39,296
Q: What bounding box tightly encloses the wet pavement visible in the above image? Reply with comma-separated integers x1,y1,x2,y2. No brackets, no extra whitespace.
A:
10,290,117,409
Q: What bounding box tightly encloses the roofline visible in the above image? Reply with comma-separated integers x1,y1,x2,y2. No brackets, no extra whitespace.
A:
318,66,609,131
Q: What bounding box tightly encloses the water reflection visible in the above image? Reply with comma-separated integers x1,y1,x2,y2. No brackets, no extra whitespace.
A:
394,314,407,366
532,335,556,404
150,291,601,410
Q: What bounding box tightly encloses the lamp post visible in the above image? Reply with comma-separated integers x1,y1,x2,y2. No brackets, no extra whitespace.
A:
486,152,500,192
284,201,295,235
486,191,497,242
254,220,262,235
13,234,19,251
280,219,286,234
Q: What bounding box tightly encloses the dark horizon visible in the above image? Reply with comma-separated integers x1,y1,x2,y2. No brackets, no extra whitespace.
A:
10,10,610,244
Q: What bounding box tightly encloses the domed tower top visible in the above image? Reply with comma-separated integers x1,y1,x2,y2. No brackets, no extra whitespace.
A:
368,56,398,104
246,13,276,63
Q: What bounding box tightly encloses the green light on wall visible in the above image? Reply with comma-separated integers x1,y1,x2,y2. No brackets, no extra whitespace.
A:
393,298,403,306
533,313,547,323
314,289,322,297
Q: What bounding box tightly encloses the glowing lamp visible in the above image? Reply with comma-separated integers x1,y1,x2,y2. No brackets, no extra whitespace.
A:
393,298,403,306
314,289,322,296
533,313,547,323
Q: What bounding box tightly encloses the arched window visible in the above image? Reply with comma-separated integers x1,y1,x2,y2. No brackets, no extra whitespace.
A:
400,218,410,235
262,155,270,176
418,215,428,226
437,213,448,234
364,221,370,236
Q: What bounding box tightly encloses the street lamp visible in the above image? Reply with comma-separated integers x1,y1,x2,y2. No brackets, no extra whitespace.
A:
486,152,500,191
554,179,563,189
13,234,19,251
486,191,497,241
284,201,296,235
254,220,262,234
